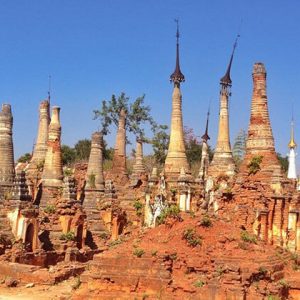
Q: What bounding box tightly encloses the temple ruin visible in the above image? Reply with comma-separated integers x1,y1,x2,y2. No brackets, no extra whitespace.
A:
0,29,300,300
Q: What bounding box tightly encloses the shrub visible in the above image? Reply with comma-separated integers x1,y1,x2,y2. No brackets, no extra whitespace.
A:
169,252,177,261
37,160,45,172
278,279,289,288
133,248,145,258
170,188,177,195
248,155,263,175
88,173,96,188
258,266,267,275
182,228,202,247
108,239,122,248
99,232,109,240
133,200,143,217
156,205,181,225
216,266,225,277
64,168,73,177
59,231,75,241
72,276,81,290
240,230,257,244
193,279,205,288
200,214,212,227
267,296,281,300
151,250,158,257
44,205,56,214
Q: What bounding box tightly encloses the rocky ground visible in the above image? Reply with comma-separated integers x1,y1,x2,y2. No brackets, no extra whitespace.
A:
0,212,300,299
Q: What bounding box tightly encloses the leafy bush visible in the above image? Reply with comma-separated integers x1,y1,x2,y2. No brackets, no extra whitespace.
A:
258,266,267,275
169,252,177,261
156,205,181,225
44,205,56,214
278,279,289,288
36,160,45,172
170,188,177,195
240,230,257,244
133,200,143,217
193,279,205,288
63,168,73,177
151,250,158,257
216,266,225,277
108,239,122,248
182,228,202,247
72,276,81,290
88,173,96,188
200,214,212,227
133,248,145,258
59,231,75,241
248,155,263,175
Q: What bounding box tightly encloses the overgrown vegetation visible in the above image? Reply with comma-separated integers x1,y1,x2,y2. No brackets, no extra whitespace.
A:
17,152,32,163
240,230,257,244
88,173,96,189
278,279,289,288
44,205,56,214
216,266,225,277
59,231,75,241
193,279,205,288
108,239,123,248
133,248,145,258
133,200,143,217
182,228,202,247
156,205,181,225
247,155,263,175
258,266,268,276
72,276,81,290
200,214,212,227
63,168,73,177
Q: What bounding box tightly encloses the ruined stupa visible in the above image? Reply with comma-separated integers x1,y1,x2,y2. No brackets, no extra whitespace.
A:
237,62,283,184
85,131,105,192
27,100,50,174
0,104,15,189
40,106,63,207
110,108,127,178
132,138,146,176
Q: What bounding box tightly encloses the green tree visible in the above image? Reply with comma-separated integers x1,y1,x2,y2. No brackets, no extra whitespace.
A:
18,153,32,163
61,145,76,166
277,153,289,173
151,125,169,165
93,92,157,142
74,139,91,161
233,129,247,167
184,126,214,165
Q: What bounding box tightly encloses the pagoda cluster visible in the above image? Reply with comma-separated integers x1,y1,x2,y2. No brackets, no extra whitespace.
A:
0,27,299,266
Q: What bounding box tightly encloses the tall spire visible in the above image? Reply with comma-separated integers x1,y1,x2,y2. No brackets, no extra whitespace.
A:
289,116,297,149
48,75,51,107
164,21,190,178
201,106,210,141
170,19,185,84
220,34,239,87
288,116,297,180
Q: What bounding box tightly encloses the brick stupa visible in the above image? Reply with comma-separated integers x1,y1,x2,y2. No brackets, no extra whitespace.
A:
0,104,15,188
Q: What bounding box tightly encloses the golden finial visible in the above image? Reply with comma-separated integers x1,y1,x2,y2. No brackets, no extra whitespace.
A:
288,119,297,149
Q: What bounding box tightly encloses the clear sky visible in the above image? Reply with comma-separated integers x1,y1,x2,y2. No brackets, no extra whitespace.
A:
1,1,300,164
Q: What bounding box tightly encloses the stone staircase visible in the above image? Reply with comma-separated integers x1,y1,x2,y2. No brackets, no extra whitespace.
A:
81,253,171,297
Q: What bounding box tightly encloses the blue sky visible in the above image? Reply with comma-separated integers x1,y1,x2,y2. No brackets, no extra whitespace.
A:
1,1,300,163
